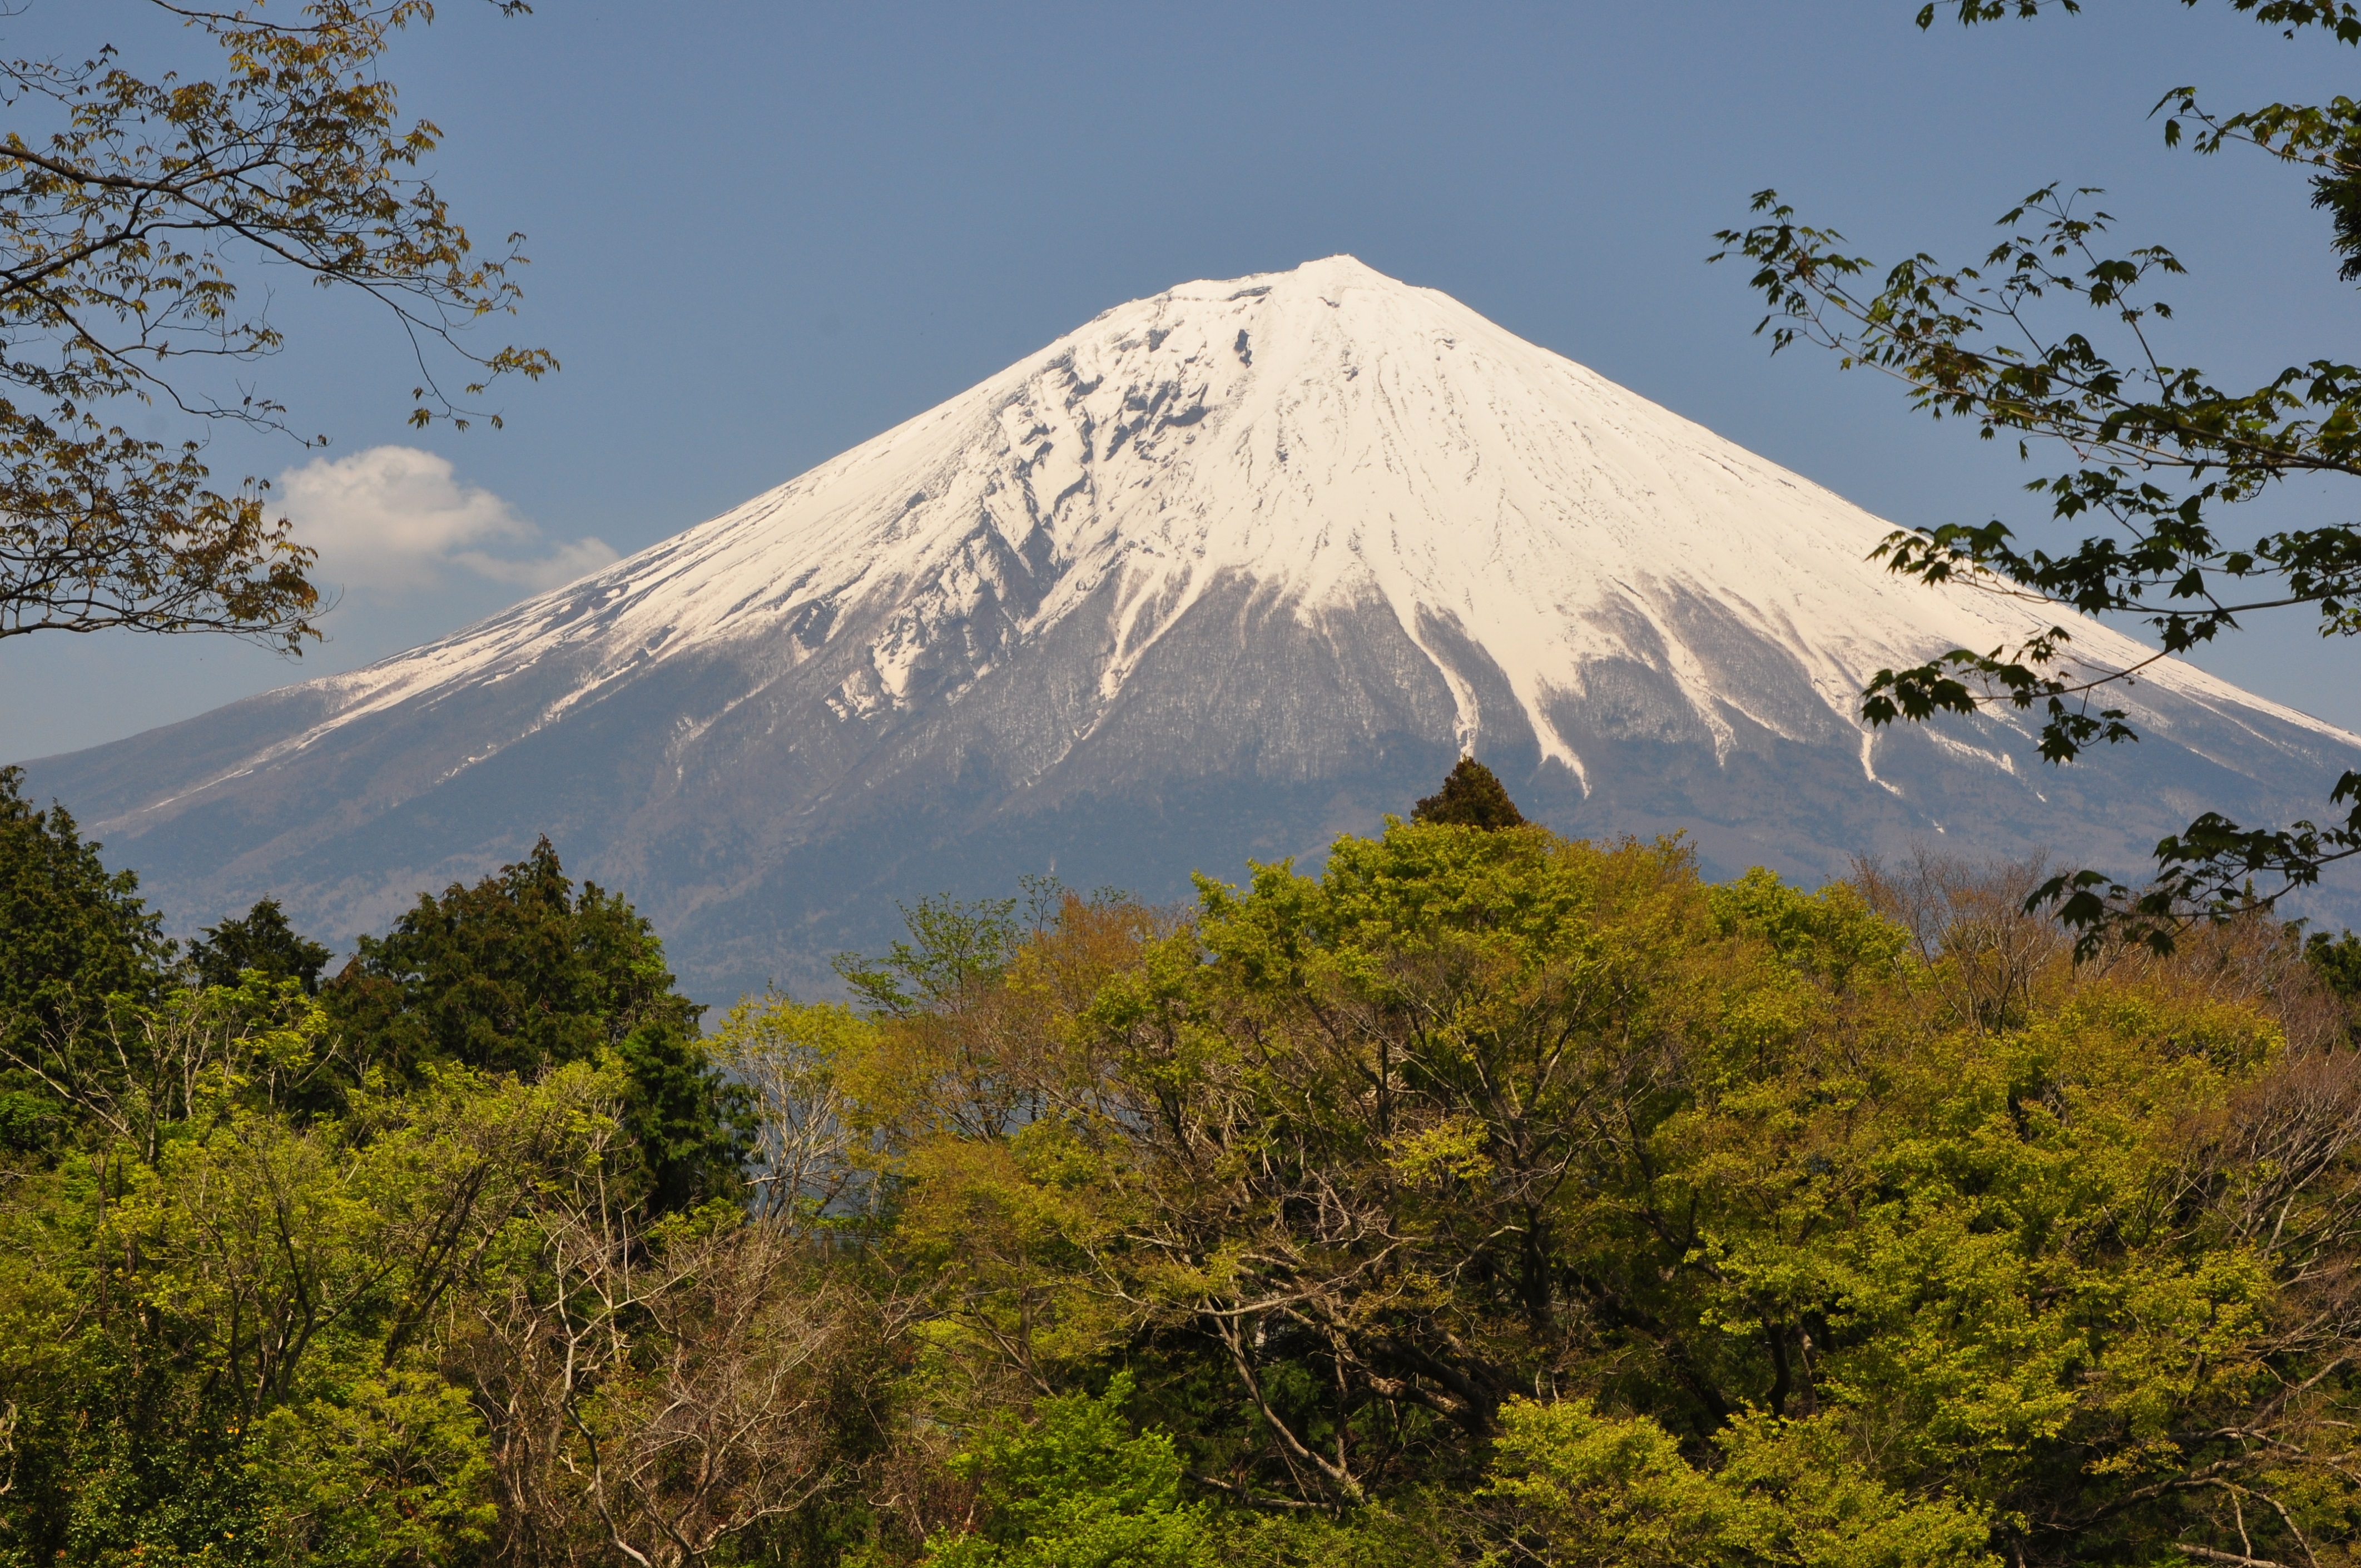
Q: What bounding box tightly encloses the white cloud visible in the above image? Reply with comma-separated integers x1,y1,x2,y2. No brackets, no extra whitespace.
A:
449,537,623,588
277,445,620,597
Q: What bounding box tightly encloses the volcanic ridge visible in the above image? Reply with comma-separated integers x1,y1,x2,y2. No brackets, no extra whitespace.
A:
27,255,2361,995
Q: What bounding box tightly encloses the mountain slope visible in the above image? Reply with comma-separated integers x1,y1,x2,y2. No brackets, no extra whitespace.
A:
26,256,2361,995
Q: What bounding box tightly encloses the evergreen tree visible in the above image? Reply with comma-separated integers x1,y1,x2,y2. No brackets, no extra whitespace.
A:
613,1019,756,1214
325,837,699,1080
1410,756,1527,830
0,766,168,1148
323,837,741,1211
186,897,333,994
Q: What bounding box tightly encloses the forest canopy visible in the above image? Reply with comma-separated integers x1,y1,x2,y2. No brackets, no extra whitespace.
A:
5,758,2361,1567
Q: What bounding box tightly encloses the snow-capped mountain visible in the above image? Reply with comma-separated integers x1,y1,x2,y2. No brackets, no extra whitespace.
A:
27,256,2361,995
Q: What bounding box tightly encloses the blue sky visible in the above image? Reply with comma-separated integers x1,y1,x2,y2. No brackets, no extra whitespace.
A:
4,0,2355,761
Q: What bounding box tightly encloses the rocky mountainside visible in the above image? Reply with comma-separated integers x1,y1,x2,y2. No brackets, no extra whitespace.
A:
27,255,2361,996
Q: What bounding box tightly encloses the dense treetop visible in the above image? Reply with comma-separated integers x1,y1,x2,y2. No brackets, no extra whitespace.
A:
0,765,168,1149
0,765,166,1043
325,836,702,1079
1408,755,1527,830
187,897,334,994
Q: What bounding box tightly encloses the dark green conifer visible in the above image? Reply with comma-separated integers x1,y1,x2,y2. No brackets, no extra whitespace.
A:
323,837,739,1211
187,897,333,993
0,767,168,1149
613,1019,756,1213
325,836,700,1080
1411,756,1527,830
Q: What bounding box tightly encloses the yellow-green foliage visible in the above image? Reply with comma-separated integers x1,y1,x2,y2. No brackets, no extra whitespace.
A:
924,1376,1212,1568
0,1047,608,1568
859,820,2361,1566
1481,1397,1994,1567
8,815,2360,1568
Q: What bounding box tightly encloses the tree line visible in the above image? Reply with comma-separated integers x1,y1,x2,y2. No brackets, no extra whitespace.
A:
7,757,2361,1568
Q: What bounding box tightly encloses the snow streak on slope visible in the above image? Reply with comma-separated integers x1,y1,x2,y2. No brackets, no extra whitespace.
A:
204,254,2345,814
47,252,2361,1005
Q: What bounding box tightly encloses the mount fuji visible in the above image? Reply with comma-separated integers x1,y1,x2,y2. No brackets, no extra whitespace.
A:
24,256,2361,996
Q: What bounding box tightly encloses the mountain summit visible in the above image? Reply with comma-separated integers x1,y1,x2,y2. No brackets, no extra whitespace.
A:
28,256,2361,993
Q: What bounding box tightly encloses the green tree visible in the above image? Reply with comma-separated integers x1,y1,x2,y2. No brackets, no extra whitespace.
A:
834,894,1025,1018
0,1060,606,1568
1479,1398,1995,1568
187,897,334,994
325,836,698,1079
1712,0,2361,949
1409,757,1526,830
12,815,2361,1565
0,764,166,1148
1082,823,1756,1498
854,821,2361,1562
613,1018,757,1215
925,1375,1213,1568
0,0,552,648
324,837,744,1210
1481,1399,1735,1567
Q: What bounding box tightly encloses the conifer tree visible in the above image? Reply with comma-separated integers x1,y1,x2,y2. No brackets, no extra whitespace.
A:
1411,756,1528,830
0,766,167,1147
186,898,333,994
324,837,747,1210
325,837,698,1080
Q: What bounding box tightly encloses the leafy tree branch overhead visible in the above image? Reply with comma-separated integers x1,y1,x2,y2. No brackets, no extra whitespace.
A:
0,0,552,650
1711,0,2361,952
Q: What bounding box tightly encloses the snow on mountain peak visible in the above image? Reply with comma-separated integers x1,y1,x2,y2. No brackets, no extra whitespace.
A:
44,256,2361,997
296,254,2345,793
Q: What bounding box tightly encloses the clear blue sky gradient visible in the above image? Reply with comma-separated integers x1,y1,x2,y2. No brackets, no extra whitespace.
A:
4,0,2355,761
